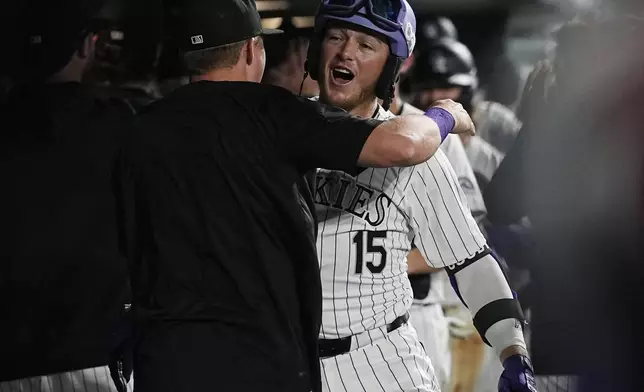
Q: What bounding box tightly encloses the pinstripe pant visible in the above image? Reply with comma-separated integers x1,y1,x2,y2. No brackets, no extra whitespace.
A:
321,323,441,392
409,303,450,391
0,366,133,392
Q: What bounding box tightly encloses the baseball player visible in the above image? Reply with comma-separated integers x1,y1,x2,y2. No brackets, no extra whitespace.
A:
305,1,537,392
408,38,522,158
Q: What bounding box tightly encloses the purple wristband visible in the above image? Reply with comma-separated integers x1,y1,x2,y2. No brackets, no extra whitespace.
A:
424,107,455,142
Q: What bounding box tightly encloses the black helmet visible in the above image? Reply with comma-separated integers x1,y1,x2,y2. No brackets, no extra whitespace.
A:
409,37,477,91
418,16,458,45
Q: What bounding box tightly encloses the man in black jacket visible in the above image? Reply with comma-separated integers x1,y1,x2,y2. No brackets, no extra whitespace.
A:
0,0,133,390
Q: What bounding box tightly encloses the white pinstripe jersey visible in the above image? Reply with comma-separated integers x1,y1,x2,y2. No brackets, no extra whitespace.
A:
315,106,487,339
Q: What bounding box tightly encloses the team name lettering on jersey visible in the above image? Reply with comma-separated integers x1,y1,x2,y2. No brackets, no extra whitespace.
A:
315,170,393,227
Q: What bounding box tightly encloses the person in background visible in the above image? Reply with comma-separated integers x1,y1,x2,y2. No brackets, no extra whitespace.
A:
415,15,459,52
485,55,522,111
394,15,459,100
0,0,133,390
408,38,519,164
262,17,319,97
485,9,644,391
410,38,507,191
87,0,164,113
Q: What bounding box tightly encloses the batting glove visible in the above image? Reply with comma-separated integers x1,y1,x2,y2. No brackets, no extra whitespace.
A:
498,354,538,392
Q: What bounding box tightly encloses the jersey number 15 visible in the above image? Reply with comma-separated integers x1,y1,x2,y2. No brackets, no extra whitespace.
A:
353,230,388,274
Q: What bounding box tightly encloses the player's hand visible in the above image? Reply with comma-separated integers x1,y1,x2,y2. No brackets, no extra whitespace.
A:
445,314,472,339
443,304,477,339
516,60,554,124
430,99,476,136
498,354,538,392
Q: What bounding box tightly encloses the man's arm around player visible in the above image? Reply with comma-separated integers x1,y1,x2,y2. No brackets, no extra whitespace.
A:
357,99,475,168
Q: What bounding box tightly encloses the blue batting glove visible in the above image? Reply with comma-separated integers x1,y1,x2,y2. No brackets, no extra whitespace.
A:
498,354,538,392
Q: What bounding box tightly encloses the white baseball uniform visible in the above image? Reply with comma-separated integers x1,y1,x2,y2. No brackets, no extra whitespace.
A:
463,136,505,189
470,100,522,155
315,105,487,392
400,102,486,390
0,366,132,392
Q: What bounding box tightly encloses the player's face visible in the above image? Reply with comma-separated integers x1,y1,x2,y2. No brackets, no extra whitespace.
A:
413,87,463,110
319,25,389,111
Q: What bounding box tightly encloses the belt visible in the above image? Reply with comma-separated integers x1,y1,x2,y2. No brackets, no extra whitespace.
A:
318,313,410,358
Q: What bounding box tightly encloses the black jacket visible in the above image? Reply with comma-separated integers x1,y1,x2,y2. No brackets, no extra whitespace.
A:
0,82,133,381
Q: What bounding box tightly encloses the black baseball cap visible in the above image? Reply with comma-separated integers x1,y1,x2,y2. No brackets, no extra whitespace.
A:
176,0,282,53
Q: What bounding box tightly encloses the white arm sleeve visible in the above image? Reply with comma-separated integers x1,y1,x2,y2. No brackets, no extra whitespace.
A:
404,150,487,268
454,254,527,356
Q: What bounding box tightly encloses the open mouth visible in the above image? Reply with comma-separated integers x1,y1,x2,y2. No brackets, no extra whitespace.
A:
331,66,355,85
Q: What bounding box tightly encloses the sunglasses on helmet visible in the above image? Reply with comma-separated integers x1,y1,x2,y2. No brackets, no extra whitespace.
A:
321,0,403,32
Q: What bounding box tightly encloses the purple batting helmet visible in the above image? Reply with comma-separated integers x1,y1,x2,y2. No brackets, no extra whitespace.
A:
305,0,417,109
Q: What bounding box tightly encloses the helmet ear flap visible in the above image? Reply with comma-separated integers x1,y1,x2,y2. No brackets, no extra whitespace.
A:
377,56,404,110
